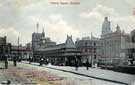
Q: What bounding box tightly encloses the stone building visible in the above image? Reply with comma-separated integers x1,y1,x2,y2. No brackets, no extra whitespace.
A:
11,43,33,61
0,36,11,61
33,35,81,66
32,24,81,66
32,28,56,51
102,17,112,35
100,17,130,66
75,36,101,67
121,29,135,66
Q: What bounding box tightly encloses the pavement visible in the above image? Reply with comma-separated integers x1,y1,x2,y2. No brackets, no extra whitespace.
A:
0,61,97,85
46,64,135,85
0,61,66,85
22,61,135,85
0,62,37,85
0,61,134,85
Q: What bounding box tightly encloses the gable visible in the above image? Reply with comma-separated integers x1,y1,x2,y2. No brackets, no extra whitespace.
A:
65,35,76,48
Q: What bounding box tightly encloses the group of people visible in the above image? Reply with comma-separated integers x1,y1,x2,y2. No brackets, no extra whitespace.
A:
28,57,91,71
75,58,90,71
28,57,48,66
3,55,17,69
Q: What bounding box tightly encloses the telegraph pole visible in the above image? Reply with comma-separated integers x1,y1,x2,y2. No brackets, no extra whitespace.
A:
18,36,20,62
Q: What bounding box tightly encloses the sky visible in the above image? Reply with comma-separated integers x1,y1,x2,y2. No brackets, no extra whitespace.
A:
0,0,135,45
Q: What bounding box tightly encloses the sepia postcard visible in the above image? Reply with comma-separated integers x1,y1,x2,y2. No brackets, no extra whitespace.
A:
0,0,135,85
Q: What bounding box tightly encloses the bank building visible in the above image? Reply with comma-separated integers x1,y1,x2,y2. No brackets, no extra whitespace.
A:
100,17,135,69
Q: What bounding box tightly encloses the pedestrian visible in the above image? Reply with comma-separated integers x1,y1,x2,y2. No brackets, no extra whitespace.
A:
5,56,8,69
86,59,89,70
46,58,49,65
40,57,44,66
29,56,32,64
13,56,17,67
75,58,79,71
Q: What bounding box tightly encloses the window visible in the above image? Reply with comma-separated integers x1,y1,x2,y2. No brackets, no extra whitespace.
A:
89,49,91,52
85,48,88,52
94,48,96,53
94,42,96,46
89,42,92,46
94,55,96,59
85,42,88,46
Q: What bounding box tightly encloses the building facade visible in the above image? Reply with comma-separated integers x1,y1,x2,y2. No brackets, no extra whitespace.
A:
32,25,81,66
75,36,101,66
122,29,135,66
33,35,81,66
102,17,112,35
0,36,11,61
11,43,33,61
100,17,131,67
32,28,56,51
